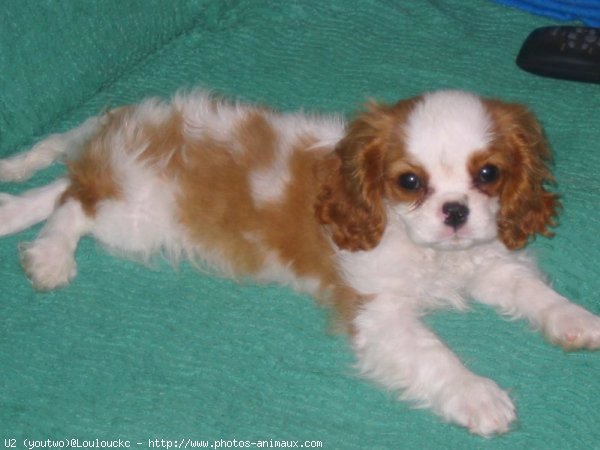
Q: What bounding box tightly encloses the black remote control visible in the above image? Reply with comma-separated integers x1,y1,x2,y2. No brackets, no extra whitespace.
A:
516,26,600,83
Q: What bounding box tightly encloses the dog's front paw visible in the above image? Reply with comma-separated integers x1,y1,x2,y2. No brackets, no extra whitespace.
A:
20,239,76,291
542,303,600,350
439,376,516,437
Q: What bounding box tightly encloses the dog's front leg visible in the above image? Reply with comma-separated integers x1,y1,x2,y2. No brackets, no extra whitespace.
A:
469,256,600,350
352,294,516,436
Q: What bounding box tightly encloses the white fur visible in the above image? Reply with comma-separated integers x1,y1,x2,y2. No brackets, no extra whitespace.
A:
0,179,68,236
20,199,93,290
91,158,187,265
405,91,493,166
249,128,294,206
398,91,498,250
1,89,598,436
353,292,516,435
175,90,259,147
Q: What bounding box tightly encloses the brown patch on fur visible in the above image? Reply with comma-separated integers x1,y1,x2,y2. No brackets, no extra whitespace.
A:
60,108,129,215
136,109,187,172
177,145,265,273
90,105,281,275
234,110,278,168
315,149,387,252
172,113,366,328
256,136,367,330
172,108,288,275
261,143,335,278
315,98,419,251
484,100,560,249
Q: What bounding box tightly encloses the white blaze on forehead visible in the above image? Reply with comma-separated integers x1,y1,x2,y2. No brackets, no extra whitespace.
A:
403,91,493,169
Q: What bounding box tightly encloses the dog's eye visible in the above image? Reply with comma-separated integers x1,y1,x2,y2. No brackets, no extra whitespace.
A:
478,164,499,184
398,172,422,191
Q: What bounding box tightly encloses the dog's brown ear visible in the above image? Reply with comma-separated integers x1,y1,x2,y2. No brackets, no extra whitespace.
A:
486,100,561,249
315,105,390,251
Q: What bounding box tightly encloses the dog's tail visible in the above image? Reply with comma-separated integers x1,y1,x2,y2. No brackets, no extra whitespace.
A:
0,115,104,183
0,114,105,236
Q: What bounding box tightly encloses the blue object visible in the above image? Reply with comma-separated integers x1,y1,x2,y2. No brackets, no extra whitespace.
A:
494,0,600,26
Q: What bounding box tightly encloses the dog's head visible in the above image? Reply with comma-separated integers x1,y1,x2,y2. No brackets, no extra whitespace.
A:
317,90,559,251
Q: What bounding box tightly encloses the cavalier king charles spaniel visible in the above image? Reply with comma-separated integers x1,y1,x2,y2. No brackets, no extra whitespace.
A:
1,89,599,436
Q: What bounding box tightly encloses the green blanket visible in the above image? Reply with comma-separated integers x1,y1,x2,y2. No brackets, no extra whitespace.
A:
2,1,599,448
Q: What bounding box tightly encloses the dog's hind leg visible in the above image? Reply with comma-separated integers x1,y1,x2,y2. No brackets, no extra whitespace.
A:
0,179,69,237
19,197,93,291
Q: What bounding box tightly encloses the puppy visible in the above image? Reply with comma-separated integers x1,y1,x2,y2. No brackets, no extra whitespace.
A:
1,90,599,436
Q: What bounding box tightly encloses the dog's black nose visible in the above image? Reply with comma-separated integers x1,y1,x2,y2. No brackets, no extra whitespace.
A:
442,202,469,230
